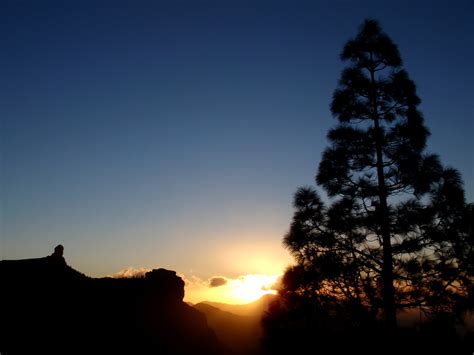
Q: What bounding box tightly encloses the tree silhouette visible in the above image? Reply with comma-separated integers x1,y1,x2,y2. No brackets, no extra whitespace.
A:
281,19,473,331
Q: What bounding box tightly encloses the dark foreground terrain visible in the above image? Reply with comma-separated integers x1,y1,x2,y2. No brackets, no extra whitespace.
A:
0,246,229,355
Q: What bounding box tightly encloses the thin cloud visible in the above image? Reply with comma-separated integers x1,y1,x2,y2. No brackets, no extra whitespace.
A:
112,267,151,278
180,274,208,288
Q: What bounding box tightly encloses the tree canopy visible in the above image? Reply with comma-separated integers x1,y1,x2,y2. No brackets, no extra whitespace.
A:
278,19,473,333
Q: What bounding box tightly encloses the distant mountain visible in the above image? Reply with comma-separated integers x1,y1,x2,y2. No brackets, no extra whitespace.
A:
202,293,277,317
193,294,278,355
194,303,263,355
0,246,230,355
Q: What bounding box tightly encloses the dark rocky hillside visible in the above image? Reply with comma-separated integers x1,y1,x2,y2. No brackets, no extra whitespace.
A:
0,246,230,355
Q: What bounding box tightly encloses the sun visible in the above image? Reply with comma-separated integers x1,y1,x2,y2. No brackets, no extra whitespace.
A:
229,274,279,303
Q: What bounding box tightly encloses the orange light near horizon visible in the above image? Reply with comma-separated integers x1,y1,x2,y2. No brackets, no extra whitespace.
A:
184,273,282,305
228,274,280,303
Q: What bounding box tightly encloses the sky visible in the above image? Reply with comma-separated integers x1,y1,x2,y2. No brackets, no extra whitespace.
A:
1,0,473,304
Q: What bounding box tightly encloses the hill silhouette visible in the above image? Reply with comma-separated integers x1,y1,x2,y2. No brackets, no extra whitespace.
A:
194,303,261,354
194,294,276,354
0,246,230,355
202,293,276,317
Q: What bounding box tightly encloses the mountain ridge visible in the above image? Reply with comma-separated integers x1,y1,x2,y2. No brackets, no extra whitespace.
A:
201,293,277,317
193,302,265,355
0,246,230,355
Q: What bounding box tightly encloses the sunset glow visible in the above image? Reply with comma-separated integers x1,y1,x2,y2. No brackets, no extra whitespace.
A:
183,273,281,305
229,274,280,303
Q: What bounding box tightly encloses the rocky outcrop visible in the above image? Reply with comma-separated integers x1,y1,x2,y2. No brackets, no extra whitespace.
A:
0,246,230,355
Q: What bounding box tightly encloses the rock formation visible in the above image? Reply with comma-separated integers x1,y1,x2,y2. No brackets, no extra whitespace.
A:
0,246,230,355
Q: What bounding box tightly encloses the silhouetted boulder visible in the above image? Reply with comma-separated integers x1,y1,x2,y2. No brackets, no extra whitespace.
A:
0,246,230,355
145,268,185,303
48,244,66,264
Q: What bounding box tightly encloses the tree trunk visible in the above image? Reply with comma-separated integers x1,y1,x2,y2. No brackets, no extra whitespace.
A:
369,62,397,330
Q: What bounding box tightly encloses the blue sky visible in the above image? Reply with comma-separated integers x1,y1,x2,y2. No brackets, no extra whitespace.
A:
2,0,473,280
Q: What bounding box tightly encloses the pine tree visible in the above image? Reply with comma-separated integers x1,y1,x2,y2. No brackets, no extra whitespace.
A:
282,19,473,330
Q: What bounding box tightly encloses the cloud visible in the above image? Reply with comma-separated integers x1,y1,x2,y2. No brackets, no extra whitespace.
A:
179,274,208,288
112,267,151,278
208,276,228,288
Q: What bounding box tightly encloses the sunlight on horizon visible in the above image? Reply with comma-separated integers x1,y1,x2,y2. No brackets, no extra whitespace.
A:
184,273,281,305
228,274,280,303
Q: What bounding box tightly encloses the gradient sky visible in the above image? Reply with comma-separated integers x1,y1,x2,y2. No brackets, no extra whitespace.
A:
1,0,473,301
